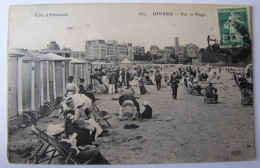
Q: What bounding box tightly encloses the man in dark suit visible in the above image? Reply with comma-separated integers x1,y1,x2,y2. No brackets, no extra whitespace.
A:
121,69,126,86
126,69,131,89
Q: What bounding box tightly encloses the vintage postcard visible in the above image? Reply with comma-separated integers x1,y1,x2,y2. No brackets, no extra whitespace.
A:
7,3,254,165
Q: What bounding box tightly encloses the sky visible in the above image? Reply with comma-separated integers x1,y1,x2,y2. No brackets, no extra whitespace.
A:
8,4,249,52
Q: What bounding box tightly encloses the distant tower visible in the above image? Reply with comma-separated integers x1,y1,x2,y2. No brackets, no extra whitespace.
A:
175,37,179,54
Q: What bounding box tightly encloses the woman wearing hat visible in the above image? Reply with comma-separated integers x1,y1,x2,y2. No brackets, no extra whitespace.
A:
138,77,148,95
62,98,110,164
63,97,94,146
118,92,140,121
65,76,78,97
79,77,86,91
74,102,108,139
140,101,152,119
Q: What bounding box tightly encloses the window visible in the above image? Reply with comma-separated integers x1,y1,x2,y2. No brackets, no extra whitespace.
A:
65,53,70,58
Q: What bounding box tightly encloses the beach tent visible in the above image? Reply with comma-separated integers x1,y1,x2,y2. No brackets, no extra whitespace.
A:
8,49,26,118
69,58,91,86
120,58,133,70
8,49,53,118
205,63,212,72
44,53,71,99
8,49,76,119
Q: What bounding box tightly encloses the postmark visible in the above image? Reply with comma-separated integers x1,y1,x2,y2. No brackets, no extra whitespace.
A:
217,7,251,47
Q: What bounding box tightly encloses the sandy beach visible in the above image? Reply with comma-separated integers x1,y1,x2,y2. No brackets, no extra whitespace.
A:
7,68,255,164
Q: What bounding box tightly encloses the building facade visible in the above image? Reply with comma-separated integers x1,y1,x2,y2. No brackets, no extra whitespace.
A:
85,40,107,60
41,41,85,59
150,45,159,55
157,49,164,57
134,46,145,55
164,46,175,58
186,43,199,58
106,40,117,61
127,44,134,61
85,40,134,61
117,43,128,57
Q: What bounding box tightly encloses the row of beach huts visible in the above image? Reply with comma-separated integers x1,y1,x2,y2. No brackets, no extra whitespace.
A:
8,49,92,122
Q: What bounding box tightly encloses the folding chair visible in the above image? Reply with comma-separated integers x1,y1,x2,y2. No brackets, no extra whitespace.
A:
28,124,59,164
91,102,112,128
48,136,95,164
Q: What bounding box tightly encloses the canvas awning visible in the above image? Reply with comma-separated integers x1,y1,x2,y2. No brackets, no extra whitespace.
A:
120,58,132,64
8,49,51,61
44,53,71,61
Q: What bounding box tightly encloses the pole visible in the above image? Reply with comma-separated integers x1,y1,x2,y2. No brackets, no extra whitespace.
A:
17,57,23,114
46,61,50,102
40,61,44,106
62,61,65,96
52,61,57,99
31,61,35,111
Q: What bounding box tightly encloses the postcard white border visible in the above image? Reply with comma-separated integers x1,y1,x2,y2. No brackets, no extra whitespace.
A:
1,0,259,168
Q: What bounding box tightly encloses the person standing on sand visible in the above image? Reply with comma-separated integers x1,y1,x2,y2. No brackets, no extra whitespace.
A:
108,70,116,94
121,69,126,86
126,69,131,89
139,77,148,94
155,70,162,91
171,80,178,100
114,69,119,93
163,73,169,87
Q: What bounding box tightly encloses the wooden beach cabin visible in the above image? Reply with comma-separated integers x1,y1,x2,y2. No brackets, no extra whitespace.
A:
69,58,91,87
43,53,71,99
8,49,52,119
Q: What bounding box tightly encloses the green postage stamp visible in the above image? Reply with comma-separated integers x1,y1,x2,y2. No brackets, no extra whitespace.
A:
218,7,251,47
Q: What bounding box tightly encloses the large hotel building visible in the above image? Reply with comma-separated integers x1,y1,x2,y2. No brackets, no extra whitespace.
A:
85,40,134,61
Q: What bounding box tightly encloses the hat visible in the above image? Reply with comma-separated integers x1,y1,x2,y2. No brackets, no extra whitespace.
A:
65,97,73,104
143,101,149,106
80,77,85,83
68,76,74,80
77,102,84,109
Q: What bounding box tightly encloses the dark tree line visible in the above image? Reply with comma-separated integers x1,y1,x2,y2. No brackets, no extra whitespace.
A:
200,44,252,66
